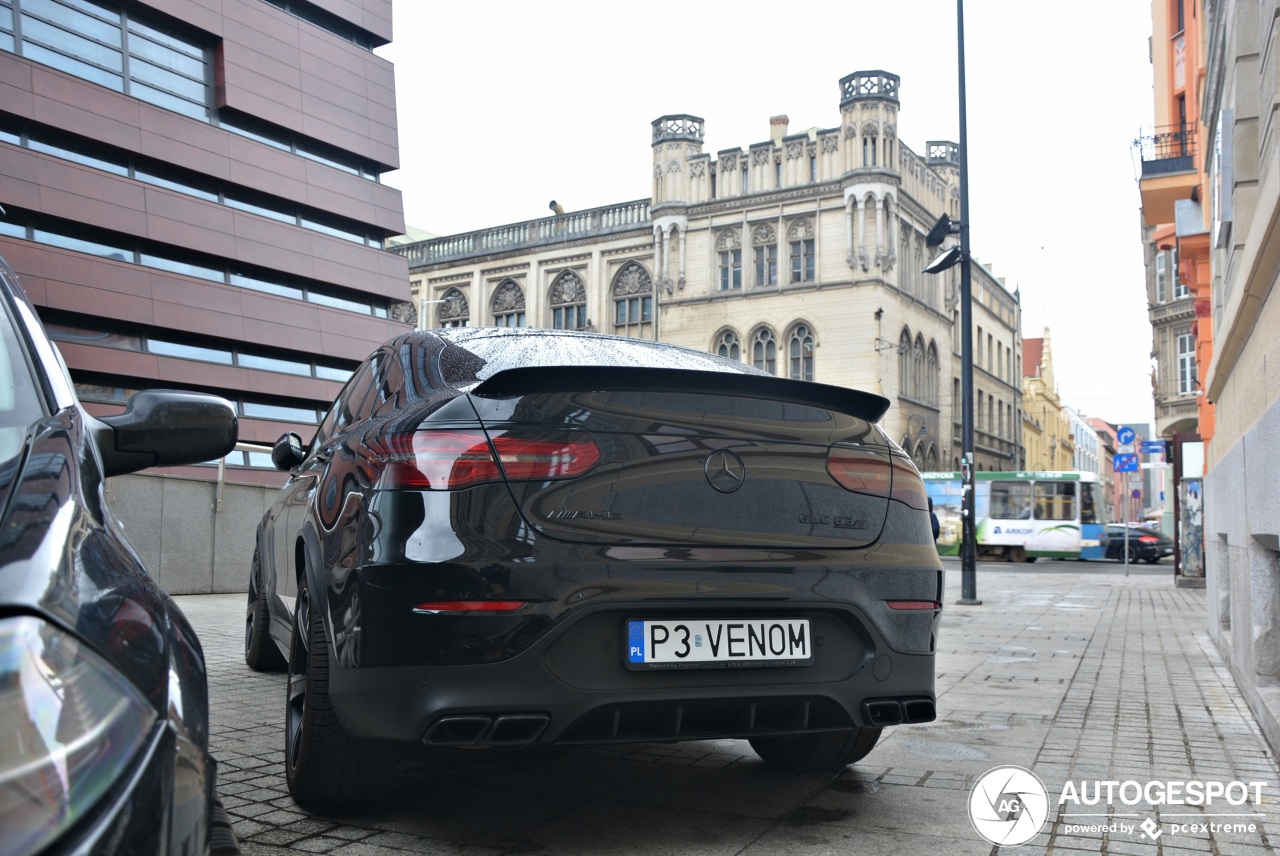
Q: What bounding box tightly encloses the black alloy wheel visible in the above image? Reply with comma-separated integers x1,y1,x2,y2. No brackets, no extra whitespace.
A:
1128,544,1141,563
284,572,398,807
245,551,286,671
749,727,882,771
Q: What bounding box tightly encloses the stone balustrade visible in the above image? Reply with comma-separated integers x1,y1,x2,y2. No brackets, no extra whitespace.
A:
391,199,651,266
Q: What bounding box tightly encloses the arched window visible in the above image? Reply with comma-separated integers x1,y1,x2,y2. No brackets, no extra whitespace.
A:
926,341,940,405
912,335,925,400
788,218,815,283
751,326,777,375
861,122,879,167
788,323,814,381
550,270,587,330
716,229,742,291
612,262,653,337
438,287,469,328
898,328,912,397
491,280,525,327
714,329,741,361
752,224,777,287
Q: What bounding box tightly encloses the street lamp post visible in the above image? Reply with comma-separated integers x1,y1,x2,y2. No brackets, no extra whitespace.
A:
955,0,980,605
923,1,980,605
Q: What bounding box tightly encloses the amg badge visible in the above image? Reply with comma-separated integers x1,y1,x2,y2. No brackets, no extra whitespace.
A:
798,512,868,529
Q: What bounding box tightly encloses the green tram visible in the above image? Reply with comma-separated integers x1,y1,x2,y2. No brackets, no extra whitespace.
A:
922,471,1107,562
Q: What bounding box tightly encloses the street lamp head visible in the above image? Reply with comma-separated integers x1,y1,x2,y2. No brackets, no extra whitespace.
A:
923,245,963,274
925,213,953,248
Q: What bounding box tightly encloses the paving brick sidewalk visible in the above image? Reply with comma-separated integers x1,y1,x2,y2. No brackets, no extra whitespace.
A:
177,564,1280,855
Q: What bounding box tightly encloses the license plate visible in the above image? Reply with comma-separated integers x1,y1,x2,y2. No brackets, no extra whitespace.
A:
625,619,812,670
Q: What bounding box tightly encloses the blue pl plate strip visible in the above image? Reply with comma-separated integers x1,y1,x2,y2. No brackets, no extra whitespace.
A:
627,620,645,663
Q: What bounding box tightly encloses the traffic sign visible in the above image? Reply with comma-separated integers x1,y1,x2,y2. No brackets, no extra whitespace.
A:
1131,489,1142,499
1140,440,1167,454
1117,427,1137,445
1114,453,1139,473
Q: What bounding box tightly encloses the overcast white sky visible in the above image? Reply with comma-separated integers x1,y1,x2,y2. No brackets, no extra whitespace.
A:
378,1,1157,427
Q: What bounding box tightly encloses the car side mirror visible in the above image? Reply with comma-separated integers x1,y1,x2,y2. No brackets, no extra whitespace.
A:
271,432,306,471
93,390,238,477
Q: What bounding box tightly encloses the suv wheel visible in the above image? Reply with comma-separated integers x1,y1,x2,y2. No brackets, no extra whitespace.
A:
245,551,286,671
284,572,399,807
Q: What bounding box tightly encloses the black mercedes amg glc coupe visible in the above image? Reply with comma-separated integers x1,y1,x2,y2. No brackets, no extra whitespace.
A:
245,327,941,807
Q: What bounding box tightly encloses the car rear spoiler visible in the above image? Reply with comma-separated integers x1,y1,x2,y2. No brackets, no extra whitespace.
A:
471,366,891,422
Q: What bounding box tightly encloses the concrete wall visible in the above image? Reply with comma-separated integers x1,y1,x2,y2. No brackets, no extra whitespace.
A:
1205,399,1280,757
107,472,278,595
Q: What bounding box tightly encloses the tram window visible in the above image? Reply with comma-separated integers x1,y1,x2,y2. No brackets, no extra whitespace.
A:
1034,481,1077,521
991,481,1032,519
1081,482,1100,524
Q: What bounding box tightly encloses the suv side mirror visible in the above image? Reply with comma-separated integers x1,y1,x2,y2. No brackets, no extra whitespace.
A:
92,391,238,477
271,432,306,471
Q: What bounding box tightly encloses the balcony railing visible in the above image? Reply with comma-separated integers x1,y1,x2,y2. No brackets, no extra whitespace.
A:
1134,124,1197,177
390,199,652,266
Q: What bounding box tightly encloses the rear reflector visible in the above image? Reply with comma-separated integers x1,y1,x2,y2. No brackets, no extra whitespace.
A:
413,601,528,614
885,600,941,610
826,446,928,510
380,429,601,490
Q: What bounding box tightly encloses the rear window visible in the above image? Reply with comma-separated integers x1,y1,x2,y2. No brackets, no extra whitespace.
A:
436,330,761,388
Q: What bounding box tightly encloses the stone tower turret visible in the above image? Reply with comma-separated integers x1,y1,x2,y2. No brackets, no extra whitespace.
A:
651,114,706,209
838,71,902,276
650,115,705,295
838,70,899,175
927,141,962,219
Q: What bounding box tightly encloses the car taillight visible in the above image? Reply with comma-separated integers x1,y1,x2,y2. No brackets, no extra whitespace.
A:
413,601,528,614
826,446,928,511
379,430,601,490
1139,536,1158,543
885,600,941,610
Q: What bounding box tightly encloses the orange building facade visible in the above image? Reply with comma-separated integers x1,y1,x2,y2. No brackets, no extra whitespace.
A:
1136,0,1213,445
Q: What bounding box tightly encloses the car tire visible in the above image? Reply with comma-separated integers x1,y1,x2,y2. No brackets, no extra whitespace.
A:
748,727,882,771
1127,544,1141,563
245,551,287,671
285,572,399,808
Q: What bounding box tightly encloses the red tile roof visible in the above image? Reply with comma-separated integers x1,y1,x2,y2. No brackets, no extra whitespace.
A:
1022,338,1044,377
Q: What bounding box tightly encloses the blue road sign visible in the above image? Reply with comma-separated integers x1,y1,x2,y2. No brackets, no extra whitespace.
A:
1117,426,1137,445
1132,489,1142,499
1140,440,1166,453
1114,453,1139,473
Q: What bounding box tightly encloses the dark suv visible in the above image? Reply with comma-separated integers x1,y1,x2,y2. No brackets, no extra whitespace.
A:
0,254,240,855
246,327,942,808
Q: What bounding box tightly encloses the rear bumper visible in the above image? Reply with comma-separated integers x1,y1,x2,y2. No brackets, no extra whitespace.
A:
327,598,936,746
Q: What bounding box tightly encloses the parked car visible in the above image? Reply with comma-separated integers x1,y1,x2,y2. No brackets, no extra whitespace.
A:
1102,523,1174,563
246,327,941,807
0,254,240,855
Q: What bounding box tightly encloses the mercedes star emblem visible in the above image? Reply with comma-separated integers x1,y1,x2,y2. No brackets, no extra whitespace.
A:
704,449,746,493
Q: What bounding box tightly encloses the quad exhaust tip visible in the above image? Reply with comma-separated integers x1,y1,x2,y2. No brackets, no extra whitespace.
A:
424,713,550,746
862,697,936,726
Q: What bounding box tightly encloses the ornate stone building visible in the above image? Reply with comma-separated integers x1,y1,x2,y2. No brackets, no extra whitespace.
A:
392,71,1023,472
